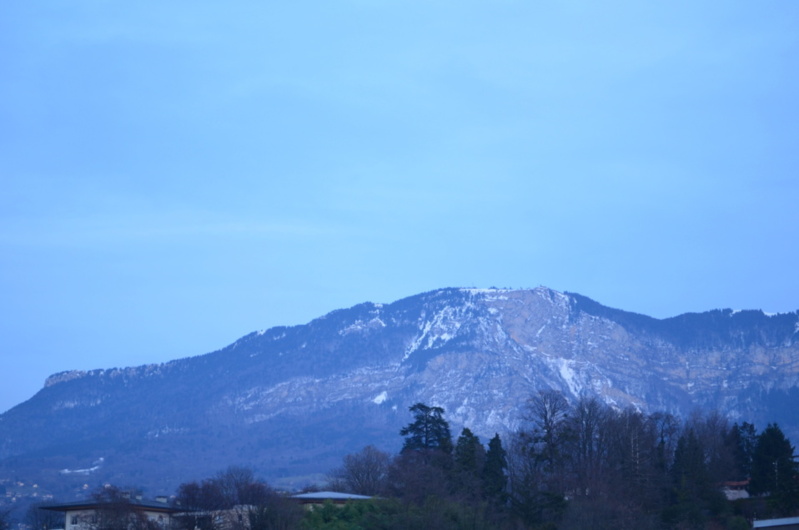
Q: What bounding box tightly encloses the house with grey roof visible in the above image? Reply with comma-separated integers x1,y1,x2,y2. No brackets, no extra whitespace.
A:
290,491,372,510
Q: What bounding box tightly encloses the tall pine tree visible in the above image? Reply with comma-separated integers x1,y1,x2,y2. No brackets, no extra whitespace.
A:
400,403,453,454
750,423,799,515
452,428,486,499
483,433,508,506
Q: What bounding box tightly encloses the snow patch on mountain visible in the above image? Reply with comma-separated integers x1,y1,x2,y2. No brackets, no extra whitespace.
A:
60,458,104,476
462,288,511,295
146,426,189,439
462,288,511,302
403,305,469,360
555,358,582,396
52,398,103,410
45,370,89,387
339,317,387,336
535,287,572,310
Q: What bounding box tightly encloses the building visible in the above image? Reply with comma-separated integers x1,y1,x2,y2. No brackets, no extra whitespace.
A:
721,479,750,501
290,491,372,510
753,517,799,529
172,505,252,530
42,497,180,530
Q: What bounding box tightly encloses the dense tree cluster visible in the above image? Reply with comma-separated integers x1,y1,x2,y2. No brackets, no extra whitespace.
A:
504,392,798,529
316,397,799,529
316,403,510,529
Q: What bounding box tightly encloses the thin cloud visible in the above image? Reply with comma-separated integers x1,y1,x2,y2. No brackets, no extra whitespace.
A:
0,212,349,248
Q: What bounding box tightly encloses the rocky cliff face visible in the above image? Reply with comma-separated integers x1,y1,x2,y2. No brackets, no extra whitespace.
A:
1,287,797,502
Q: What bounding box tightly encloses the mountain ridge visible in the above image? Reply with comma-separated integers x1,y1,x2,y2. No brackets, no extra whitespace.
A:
2,287,798,505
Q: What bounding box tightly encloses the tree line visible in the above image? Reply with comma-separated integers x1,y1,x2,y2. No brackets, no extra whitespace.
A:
317,394,799,529
24,394,799,529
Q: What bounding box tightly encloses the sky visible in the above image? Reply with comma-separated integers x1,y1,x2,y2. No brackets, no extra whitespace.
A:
1,1,798,413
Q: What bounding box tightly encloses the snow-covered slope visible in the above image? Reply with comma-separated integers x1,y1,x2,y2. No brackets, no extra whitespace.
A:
1,287,798,502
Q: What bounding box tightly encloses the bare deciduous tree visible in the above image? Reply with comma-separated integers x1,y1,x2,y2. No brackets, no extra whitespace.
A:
329,444,390,495
26,502,64,530
567,395,609,497
524,389,571,466
90,486,160,530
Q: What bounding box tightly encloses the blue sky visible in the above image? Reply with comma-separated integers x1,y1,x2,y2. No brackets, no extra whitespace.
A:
2,2,798,413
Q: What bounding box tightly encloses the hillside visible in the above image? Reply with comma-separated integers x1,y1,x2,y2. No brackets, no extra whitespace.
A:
1,287,798,504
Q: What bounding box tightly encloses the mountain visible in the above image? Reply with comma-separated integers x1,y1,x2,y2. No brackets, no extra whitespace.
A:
1,287,798,505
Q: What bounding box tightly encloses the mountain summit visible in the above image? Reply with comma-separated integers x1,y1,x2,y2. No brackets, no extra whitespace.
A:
1,287,798,499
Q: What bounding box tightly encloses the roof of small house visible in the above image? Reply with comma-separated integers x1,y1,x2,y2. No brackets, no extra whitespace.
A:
41,498,180,514
291,491,372,501
753,516,799,529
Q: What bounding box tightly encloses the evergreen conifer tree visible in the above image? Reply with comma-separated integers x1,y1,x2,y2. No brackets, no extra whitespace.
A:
399,402,453,454
454,428,485,476
483,433,508,505
668,430,723,527
750,423,799,514
451,428,486,499
726,421,757,481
